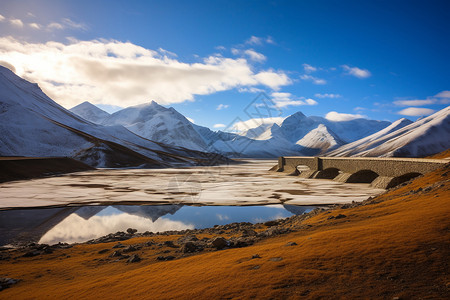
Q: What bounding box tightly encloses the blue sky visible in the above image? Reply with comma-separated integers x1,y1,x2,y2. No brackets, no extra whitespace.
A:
0,0,449,129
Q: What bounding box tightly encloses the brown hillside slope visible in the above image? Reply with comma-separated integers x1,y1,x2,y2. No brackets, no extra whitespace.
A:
1,164,449,299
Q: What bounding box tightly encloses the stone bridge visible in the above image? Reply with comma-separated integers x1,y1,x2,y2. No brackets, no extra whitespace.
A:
273,156,448,189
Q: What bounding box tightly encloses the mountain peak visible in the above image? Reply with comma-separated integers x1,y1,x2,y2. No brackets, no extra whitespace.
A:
70,101,110,124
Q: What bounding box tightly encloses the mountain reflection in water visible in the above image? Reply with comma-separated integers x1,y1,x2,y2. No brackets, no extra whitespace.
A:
0,204,316,246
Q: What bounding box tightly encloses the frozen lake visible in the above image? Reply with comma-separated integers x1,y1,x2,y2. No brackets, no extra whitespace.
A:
0,160,384,209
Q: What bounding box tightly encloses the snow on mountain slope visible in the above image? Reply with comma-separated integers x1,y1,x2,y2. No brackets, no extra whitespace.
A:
102,101,207,151
326,118,413,156
328,107,450,157
278,112,391,144
70,101,110,124
293,124,345,155
0,66,226,167
233,117,285,140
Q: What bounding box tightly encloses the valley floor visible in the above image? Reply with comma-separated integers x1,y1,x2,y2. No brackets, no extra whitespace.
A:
0,162,449,299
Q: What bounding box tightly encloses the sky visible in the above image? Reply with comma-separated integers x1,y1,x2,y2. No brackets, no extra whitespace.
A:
0,0,449,130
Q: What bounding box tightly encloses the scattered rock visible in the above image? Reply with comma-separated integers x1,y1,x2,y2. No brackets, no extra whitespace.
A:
240,229,257,237
181,241,203,253
127,254,141,263
252,254,261,259
122,245,138,253
22,250,40,257
156,255,175,261
250,265,260,270
269,257,283,262
328,214,347,220
126,228,138,235
285,242,297,246
0,278,20,291
163,241,179,248
112,243,125,249
211,237,228,250
264,220,279,227
109,251,123,258
177,235,198,244
98,249,109,254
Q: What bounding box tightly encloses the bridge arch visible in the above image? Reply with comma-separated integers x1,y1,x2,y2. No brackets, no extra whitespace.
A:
314,167,341,179
346,169,379,183
386,172,422,189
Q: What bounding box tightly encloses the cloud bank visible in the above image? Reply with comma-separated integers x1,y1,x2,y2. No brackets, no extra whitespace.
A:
325,111,366,121
0,37,291,108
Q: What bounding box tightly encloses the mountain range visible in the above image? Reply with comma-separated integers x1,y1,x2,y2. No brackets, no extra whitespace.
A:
0,66,228,168
70,101,397,158
71,99,449,158
1,65,448,163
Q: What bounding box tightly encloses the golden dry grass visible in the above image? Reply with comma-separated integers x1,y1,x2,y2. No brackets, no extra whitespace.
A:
1,164,449,299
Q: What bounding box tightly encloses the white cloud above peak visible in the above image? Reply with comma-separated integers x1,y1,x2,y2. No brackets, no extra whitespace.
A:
397,107,435,116
271,92,318,108
325,111,366,121
393,99,436,106
342,65,371,78
0,37,291,108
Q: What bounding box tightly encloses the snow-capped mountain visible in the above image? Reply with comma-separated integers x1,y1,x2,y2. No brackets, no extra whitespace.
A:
69,98,394,158
0,66,226,167
327,107,450,157
293,124,345,155
70,101,110,124
100,101,207,151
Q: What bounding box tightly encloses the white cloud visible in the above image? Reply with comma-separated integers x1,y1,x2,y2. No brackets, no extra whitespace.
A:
254,70,291,90
300,74,326,85
245,36,275,46
393,99,436,106
397,107,435,116
158,47,177,57
238,87,264,93
213,123,226,128
342,65,371,78
244,49,266,62
9,18,23,27
215,45,226,51
47,22,63,30
302,63,317,73
230,48,240,55
435,91,450,104
247,36,262,45
29,22,41,30
314,93,342,98
271,92,318,108
266,36,275,44
435,90,450,98
0,14,5,22
216,104,229,110
0,37,291,108
186,117,195,123
325,111,367,121
62,18,88,30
